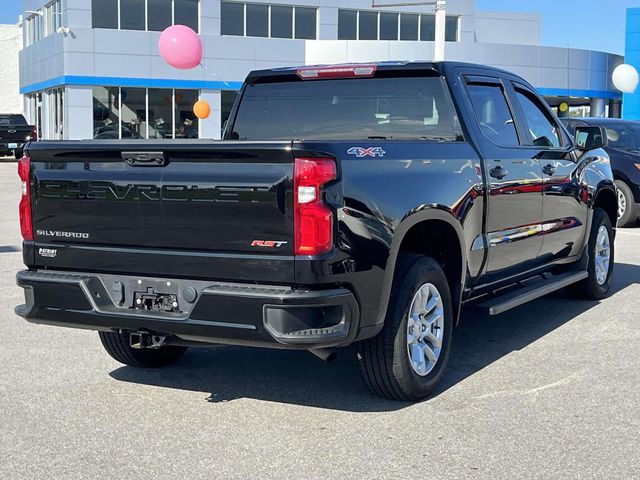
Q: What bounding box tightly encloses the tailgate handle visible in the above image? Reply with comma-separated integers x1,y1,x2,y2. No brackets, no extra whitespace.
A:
122,151,167,166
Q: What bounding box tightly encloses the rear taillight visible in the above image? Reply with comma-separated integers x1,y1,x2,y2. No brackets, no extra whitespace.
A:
31,127,37,141
294,157,337,255
18,156,33,241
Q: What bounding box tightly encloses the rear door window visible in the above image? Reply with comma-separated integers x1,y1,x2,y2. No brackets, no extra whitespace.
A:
513,87,563,148
230,76,461,141
465,82,519,147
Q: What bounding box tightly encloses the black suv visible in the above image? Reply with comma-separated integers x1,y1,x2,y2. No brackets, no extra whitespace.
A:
562,118,640,227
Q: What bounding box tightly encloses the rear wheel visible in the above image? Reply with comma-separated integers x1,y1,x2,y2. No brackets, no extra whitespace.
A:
615,180,638,227
569,208,614,299
98,331,188,368
14,149,24,160
356,256,453,401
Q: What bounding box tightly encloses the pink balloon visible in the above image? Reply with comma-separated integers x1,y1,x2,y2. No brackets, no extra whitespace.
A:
158,25,203,70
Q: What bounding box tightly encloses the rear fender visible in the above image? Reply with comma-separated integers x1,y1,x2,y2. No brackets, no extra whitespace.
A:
376,207,467,327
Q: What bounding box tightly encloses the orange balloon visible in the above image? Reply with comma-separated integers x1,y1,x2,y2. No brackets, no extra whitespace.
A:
193,100,211,120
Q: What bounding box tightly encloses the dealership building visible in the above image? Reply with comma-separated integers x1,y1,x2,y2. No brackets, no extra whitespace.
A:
19,0,625,140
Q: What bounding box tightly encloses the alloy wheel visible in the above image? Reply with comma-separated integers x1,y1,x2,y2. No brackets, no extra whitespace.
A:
594,225,611,285
617,189,627,219
406,283,445,376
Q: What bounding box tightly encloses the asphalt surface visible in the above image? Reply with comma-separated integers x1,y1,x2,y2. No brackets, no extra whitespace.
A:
0,161,639,479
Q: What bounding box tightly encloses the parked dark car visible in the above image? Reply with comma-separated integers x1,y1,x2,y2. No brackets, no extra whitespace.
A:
16,62,617,401
562,117,640,227
0,114,36,159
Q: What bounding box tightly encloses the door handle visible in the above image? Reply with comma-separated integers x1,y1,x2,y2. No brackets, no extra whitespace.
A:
122,151,167,166
489,165,508,180
543,164,557,176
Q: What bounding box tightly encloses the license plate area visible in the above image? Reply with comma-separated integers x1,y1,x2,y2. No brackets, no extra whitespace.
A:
133,288,179,313
8,143,18,149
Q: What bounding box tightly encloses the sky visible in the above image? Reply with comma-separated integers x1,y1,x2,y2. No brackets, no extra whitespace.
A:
1,0,640,55
477,0,640,55
0,1,21,25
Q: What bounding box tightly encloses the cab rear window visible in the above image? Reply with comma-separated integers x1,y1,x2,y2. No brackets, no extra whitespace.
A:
0,115,28,127
229,76,461,141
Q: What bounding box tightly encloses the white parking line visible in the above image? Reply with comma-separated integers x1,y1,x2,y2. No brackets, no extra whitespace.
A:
617,230,640,237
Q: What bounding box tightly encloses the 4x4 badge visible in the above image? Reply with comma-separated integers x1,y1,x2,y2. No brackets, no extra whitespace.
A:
347,146,386,158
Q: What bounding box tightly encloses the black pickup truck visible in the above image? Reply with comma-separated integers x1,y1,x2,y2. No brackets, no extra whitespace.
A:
0,114,35,159
16,62,616,401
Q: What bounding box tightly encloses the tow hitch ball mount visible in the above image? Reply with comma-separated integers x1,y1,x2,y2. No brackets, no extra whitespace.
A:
128,331,167,349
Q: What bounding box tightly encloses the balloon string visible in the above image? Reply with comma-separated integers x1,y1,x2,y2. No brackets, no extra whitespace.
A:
200,63,231,88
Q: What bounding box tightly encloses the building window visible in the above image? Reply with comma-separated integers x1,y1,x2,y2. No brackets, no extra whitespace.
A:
120,87,147,138
45,0,64,36
174,0,199,32
220,2,244,35
271,6,293,39
92,0,118,29
148,0,173,31
47,87,65,140
337,9,356,40
419,15,434,41
445,16,458,42
25,93,43,140
93,87,200,140
221,90,239,134
400,13,419,40
175,90,199,138
91,0,199,32
246,4,269,38
380,13,398,41
337,9,459,42
24,1,61,48
294,7,316,40
220,2,317,40
148,89,173,139
120,0,146,31
358,11,377,40
93,87,120,139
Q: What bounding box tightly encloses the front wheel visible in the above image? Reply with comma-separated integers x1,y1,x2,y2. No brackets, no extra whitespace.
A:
569,208,615,299
356,256,453,401
98,331,188,368
615,180,638,227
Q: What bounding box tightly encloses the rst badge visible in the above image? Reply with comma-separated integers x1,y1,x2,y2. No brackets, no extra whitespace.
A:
347,146,386,158
251,240,288,248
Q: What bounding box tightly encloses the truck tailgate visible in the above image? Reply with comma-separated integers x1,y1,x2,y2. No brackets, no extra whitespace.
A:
26,141,295,283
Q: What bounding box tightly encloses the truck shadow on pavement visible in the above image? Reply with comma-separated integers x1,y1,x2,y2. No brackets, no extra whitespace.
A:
110,262,639,412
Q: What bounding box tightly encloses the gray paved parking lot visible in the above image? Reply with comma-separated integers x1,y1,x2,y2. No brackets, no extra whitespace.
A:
0,161,638,479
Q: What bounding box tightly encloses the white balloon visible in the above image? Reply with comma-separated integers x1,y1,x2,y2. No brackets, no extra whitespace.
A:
612,64,639,93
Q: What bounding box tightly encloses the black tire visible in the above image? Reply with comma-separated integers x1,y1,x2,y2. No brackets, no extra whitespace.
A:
568,208,615,300
356,255,454,401
98,331,188,368
615,180,638,228
14,149,24,160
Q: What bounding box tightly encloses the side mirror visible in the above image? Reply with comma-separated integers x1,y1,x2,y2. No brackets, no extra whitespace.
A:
575,126,608,150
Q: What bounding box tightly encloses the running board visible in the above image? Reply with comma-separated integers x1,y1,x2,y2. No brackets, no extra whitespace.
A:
476,271,588,316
